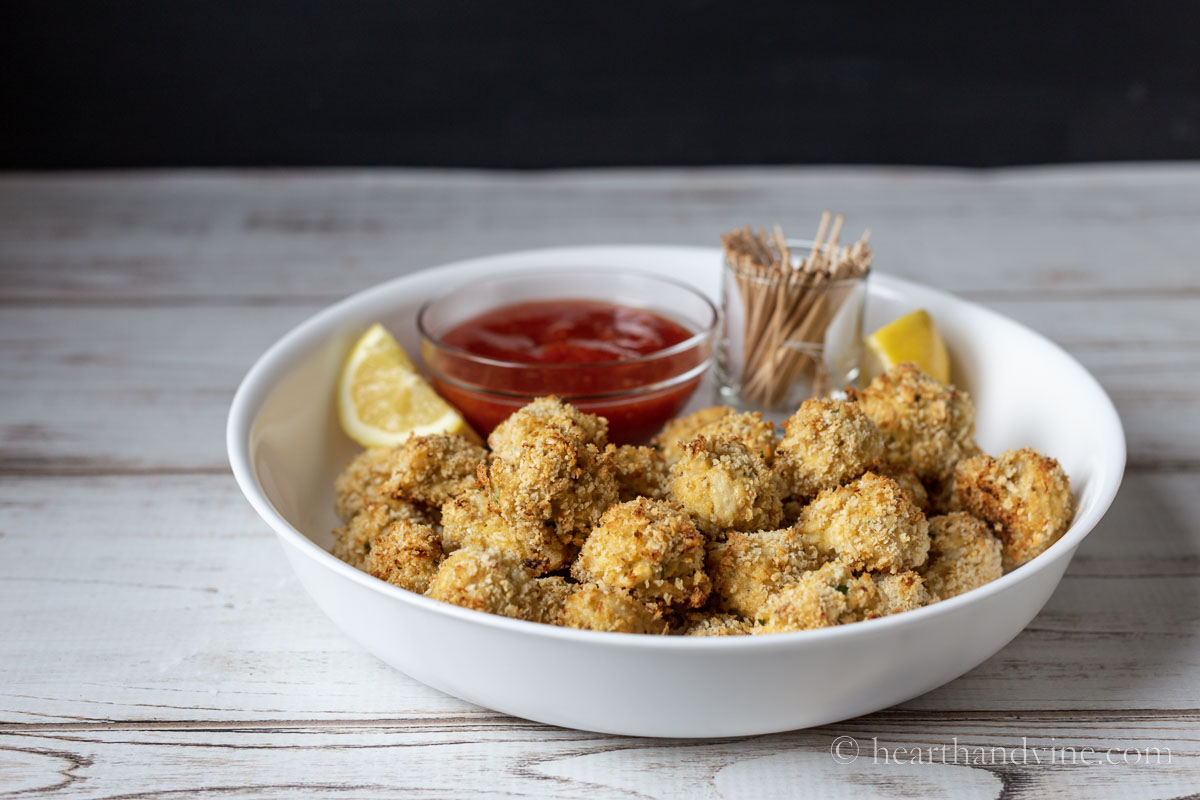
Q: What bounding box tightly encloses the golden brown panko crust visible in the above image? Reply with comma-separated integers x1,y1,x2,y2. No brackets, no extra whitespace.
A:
922,512,1003,600
755,562,873,632
877,466,930,512
681,612,757,636
773,398,884,498
853,363,978,481
481,430,619,539
487,396,608,460
651,406,733,465
755,562,931,632
707,526,822,618
334,446,404,522
426,547,560,622
796,472,930,574
697,411,779,461
331,501,435,570
571,498,711,608
559,583,669,633
609,444,670,501
331,378,1065,635
531,576,574,624
381,434,487,509
367,520,445,593
668,435,783,535
864,571,930,617
954,448,1073,571
439,489,573,574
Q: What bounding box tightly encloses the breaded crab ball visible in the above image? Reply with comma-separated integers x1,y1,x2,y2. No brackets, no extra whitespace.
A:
487,395,608,460
755,561,875,632
426,547,565,624
366,519,445,594
707,525,822,618
921,512,1003,600
334,446,407,523
954,448,1073,571
571,497,711,608
381,434,487,509
853,363,978,481
559,583,669,634
440,489,574,574
796,471,931,574
668,435,783,535
481,428,619,540
331,501,434,570
755,562,931,633
773,398,884,498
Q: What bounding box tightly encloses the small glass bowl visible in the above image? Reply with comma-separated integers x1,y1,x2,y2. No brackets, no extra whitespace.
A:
418,270,718,444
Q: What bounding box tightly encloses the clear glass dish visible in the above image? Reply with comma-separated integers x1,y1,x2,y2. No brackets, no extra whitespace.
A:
717,240,869,412
418,269,718,443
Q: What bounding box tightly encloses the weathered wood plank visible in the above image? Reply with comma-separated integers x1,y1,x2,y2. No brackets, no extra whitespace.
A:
0,474,475,725
0,713,1195,799
0,472,1196,728
2,166,1200,305
0,305,302,474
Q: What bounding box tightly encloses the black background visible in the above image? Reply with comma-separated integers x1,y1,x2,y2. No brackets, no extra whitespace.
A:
3,1,1198,169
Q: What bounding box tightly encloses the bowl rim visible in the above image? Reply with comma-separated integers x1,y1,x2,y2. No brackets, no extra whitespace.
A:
416,267,719,371
227,244,1126,651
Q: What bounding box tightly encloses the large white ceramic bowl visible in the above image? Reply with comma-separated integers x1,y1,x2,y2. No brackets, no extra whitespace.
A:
227,246,1125,738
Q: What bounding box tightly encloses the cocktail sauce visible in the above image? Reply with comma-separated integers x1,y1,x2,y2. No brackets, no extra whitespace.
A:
430,299,706,443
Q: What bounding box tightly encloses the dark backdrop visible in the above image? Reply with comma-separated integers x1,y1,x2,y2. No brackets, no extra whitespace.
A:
3,1,1198,169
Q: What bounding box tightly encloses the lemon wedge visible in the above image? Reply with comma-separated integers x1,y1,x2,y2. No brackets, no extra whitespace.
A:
864,309,951,384
337,323,480,447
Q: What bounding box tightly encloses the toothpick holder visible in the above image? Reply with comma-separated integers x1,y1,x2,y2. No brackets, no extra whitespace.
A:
716,243,869,415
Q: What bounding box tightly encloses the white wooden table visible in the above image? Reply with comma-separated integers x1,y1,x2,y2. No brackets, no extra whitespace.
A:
2,166,1198,798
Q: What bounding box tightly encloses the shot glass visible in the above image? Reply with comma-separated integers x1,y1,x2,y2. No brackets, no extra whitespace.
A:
716,242,869,415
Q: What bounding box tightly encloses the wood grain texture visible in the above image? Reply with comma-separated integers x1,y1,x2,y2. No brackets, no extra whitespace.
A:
1,166,1198,798
3,166,1200,305
0,713,1196,800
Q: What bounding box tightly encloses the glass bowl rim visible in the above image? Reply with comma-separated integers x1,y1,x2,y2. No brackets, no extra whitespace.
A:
417,267,720,371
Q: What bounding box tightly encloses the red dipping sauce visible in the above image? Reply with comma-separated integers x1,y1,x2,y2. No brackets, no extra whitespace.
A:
423,297,713,444
442,300,692,365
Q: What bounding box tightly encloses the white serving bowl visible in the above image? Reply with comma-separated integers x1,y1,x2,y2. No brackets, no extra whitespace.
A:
227,246,1125,738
